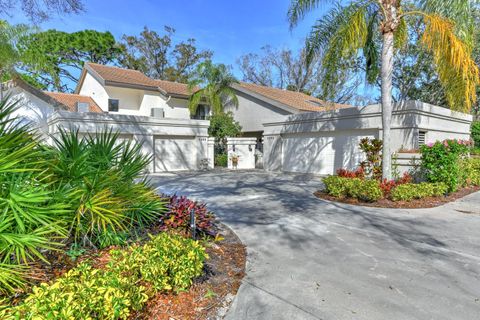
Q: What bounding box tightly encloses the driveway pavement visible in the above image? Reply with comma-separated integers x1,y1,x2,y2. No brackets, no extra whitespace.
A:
149,170,480,320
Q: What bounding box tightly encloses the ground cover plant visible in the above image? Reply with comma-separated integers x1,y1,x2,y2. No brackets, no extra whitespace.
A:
0,233,207,319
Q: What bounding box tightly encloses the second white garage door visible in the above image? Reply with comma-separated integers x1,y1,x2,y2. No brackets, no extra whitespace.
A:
281,131,376,175
154,136,197,172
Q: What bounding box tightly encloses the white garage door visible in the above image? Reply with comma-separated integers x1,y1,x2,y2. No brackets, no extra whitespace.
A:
281,131,376,175
154,136,196,172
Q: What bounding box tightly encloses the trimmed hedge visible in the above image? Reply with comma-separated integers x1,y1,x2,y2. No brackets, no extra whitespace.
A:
2,233,207,320
390,183,448,202
323,176,383,202
459,158,480,187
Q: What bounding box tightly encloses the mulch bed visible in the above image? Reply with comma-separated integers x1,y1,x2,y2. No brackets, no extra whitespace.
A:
314,185,480,209
9,224,246,319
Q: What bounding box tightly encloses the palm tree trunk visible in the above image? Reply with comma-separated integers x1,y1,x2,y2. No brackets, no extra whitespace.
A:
381,31,394,180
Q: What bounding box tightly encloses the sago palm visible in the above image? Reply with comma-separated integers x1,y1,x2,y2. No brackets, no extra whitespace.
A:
289,0,479,179
188,60,239,115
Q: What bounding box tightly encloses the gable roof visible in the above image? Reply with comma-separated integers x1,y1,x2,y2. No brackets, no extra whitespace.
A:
84,62,160,90
154,79,195,98
233,82,352,112
44,92,103,113
78,63,195,98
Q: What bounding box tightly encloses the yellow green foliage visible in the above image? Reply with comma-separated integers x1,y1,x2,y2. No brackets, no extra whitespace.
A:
323,176,383,202
1,233,207,320
390,182,448,202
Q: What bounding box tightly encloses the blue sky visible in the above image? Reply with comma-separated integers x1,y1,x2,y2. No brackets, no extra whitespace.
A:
10,0,328,77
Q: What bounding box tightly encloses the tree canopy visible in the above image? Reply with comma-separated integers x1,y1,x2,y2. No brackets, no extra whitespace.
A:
118,26,213,83
18,29,121,92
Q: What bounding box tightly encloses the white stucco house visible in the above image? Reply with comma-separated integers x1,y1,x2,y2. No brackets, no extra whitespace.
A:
4,63,474,174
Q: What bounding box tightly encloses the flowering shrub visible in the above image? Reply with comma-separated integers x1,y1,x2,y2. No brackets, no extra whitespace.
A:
160,195,218,237
420,139,472,192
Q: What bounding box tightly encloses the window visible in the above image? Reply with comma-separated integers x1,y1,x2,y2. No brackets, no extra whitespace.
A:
418,131,427,147
108,99,119,112
76,102,89,113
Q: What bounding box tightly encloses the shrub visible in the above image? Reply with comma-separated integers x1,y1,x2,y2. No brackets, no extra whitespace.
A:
160,195,217,237
390,183,448,202
336,167,365,179
323,176,383,202
458,158,480,187
420,139,472,192
49,129,168,245
359,138,383,180
3,233,206,319
380,172,413,197
214,153,228,167
472,121,480,148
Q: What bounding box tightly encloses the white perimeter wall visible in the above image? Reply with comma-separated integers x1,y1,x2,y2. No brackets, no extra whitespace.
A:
263,101,472,175
48,111,209,172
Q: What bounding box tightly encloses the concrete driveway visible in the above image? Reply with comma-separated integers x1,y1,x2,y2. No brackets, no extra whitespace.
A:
149,170,480,320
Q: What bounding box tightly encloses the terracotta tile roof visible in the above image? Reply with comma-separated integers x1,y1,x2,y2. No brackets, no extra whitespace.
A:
236,82,352,112
86,62,159,89
44,92,103,113
154,79,195,97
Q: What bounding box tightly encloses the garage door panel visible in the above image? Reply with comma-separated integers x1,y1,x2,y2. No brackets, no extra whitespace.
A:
281,132,375,175
154,136,196,172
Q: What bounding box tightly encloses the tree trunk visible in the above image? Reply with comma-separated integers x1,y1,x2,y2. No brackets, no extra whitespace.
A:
381,31,394,180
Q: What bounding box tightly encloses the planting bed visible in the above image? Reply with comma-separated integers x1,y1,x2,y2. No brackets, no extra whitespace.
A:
314,185,480,209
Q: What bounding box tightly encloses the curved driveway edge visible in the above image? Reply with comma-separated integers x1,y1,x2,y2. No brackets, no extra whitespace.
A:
150,171,480,320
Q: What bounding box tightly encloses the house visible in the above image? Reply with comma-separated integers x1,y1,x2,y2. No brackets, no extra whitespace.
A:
262,101,473,175
4,77,102,137
75,63,208,120
227,82,350,141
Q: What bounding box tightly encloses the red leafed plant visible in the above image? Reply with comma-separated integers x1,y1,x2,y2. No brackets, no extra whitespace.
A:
160,195,218,237
337,167,365,179
380,172,413,197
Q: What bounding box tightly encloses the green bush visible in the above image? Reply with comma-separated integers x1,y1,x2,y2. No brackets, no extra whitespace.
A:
472,121,480,148
420,139,472,192
323,176,383,202
214,153,228,167
3,233,207,319
458,158,480,187
390,183,448,202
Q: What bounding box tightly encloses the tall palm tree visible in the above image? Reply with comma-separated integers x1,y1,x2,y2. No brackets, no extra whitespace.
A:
289,0,479,179
188,61,239,116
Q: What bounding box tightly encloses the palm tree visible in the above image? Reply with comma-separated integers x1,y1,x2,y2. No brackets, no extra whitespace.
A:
188,61,239,116
288,0,479,179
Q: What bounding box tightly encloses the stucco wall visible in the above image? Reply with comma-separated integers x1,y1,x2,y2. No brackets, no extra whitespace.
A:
48,111,209,172
263,101,472,175
78,71,191,119
225,90,294,133
6,86,55,138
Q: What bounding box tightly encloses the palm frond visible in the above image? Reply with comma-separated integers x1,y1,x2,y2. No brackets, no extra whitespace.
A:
288,0,328,28
419,0,476,45
421,14,480,111
314,3,370,99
